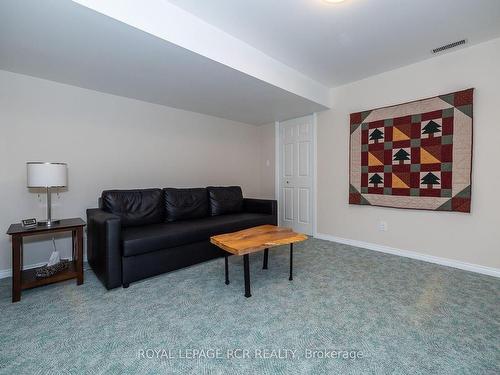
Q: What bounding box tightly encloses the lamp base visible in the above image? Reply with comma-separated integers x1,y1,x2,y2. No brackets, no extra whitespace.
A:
38,219,61,227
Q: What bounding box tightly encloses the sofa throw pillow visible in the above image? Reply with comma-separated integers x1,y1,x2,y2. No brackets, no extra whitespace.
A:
163,188,209,222
102,189,164,227
207,186,243,216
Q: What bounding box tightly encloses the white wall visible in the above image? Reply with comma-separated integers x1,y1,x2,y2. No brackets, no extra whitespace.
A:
258,123,276,199
317,38,500,270
0,70,264,273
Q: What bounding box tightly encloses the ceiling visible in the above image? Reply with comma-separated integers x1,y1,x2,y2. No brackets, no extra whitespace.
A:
1,0,499,125
0,0,327,125
169,0,500,86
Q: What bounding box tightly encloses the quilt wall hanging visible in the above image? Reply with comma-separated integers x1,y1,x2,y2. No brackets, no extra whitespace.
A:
349,88,473,212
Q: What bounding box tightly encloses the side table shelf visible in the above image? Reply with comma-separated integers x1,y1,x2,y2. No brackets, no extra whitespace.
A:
21,261,79,290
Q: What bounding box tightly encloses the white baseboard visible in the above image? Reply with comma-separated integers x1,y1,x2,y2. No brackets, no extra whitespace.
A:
314,233,500,278
0,254,88,280
0,261,48,279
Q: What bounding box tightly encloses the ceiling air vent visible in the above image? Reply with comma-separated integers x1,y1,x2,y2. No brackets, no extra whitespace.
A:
432,39,467,54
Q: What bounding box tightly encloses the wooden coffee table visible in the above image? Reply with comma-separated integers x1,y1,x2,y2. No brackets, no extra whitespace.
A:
210,225,307,298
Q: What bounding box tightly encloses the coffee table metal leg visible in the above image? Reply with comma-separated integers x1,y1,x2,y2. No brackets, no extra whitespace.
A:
243,254,251,298
224,254,230,285
289,243,293,281
262,248,269,269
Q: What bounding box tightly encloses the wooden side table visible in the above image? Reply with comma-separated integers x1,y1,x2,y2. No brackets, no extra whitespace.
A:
6,218,86,303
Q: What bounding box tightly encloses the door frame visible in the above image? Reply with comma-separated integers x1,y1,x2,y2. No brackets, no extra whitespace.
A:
275,113,318,236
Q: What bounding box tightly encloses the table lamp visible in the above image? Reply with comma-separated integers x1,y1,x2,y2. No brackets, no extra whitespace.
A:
27,162,68,227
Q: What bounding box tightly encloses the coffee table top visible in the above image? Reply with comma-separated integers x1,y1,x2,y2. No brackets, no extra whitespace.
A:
210,225,307,256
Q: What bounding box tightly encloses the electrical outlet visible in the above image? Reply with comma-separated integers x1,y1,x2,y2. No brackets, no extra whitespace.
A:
379,221,388,232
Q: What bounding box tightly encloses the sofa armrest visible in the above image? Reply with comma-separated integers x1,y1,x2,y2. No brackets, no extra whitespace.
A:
243,198,277,224
86,208,122,289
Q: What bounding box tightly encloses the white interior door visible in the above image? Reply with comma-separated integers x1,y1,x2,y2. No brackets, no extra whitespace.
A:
279,115,314,235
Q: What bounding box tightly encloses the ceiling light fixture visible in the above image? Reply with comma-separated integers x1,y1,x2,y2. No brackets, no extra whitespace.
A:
323,0,346,3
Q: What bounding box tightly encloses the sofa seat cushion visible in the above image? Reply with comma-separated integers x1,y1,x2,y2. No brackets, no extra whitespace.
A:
122,213,275,257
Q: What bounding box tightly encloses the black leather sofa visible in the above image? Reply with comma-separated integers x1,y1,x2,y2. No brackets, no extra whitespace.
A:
86,186,277,289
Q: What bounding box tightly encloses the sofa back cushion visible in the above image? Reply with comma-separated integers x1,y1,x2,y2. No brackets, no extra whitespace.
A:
102,189,164,227
163,188,209,222
207,186,243,216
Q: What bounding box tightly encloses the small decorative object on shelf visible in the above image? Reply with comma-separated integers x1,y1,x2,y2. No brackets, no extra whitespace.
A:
46,237,61,266
35,237,69,278
35,259,71,279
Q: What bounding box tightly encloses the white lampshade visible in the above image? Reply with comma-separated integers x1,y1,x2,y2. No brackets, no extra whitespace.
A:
27,162,68,188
